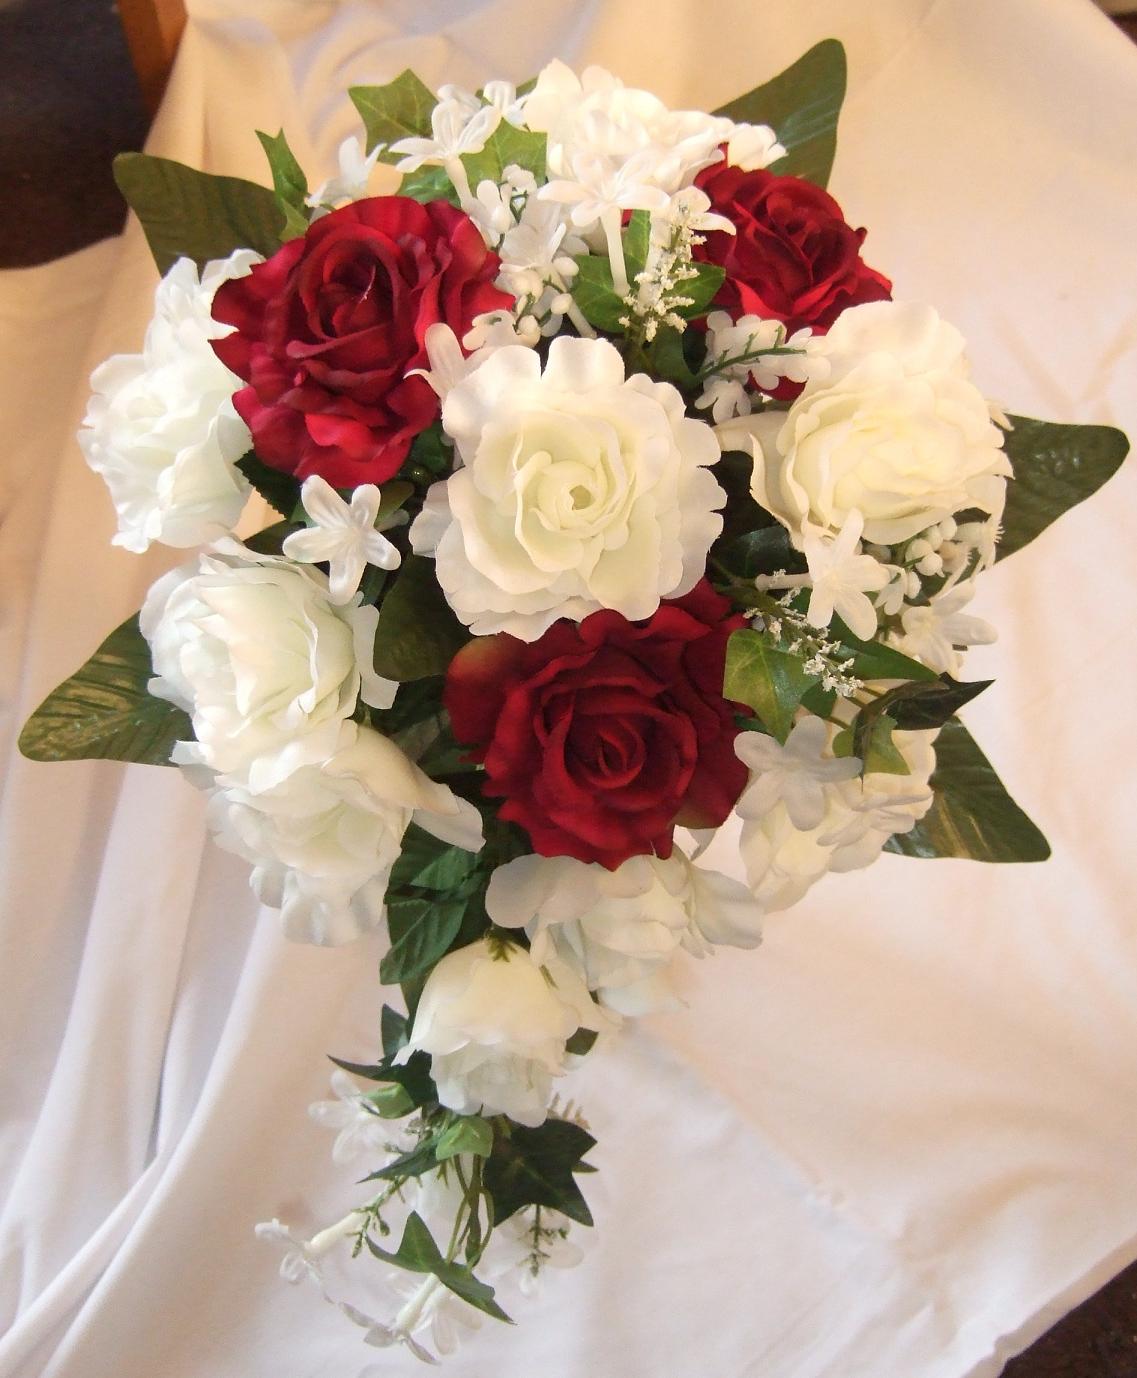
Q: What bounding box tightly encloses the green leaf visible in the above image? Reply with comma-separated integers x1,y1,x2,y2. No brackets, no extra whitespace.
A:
114,152,282,275
723,627,818,744
365,1137,441,1183
369,676,446,740
565,1027,599,1057
380,894,468,985
234,451,301,518
389,822,480,892
570,211,654,332
363,1082,415,1118
257,128,308,205
350,71,437,161
716,523,801,581
243,519,298,556
403,422,452,478
484,1118,597,1227
878,675,993,731
366,1214,512,1323
462,122,547,186
19,614,191,766
714,39,847,189
832,619,938,684
998,415,1129,561
643,323,700,388
716,39,848,188
436,1115,493,1161
373,554,468,681
884,719,1050,863
397,163,460,205
330,1050,437,1109
675,261,725,318
380,1004,408,1059
851,712,909,776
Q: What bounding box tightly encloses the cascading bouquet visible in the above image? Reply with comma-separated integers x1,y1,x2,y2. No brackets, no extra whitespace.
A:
21,40,1128,1364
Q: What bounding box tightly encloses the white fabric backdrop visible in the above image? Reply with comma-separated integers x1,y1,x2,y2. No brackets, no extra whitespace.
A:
2,1,1136,1375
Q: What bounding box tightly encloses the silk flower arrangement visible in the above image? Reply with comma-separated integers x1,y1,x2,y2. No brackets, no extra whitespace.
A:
20,41,1129,1364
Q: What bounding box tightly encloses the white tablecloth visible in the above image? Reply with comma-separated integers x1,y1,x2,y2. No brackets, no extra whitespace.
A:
3,2,1136,1375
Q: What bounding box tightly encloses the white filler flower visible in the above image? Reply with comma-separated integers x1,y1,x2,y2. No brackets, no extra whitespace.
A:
205,721,483,945
141,540,394,790
79,251,259,552
397,938,614,1126
282,475,402,605
411,336,724,639
748,300,1012,546
486,850,763,1015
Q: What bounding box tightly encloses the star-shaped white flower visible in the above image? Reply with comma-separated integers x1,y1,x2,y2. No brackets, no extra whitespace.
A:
735,718,862,831
307,1068,393,1164
896,580,996,675
802,509,891,640
282,476,402,604
306,136,383,209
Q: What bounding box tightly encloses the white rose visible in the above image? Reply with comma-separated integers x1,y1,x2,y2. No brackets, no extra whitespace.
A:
396,938,613,1127
486,850,763,1015
204,722,483,946
140,539,394,790
79,252,260,553
748,301,1012,546
410,337,724,639
737,721,937,910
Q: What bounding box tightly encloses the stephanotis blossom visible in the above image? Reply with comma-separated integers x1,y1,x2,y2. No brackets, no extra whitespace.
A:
141,540,395,791
397,938,614,1126
282,475,403,605
410,336,725,639
204,721,483,945
735,721,938,910
486,850,763,1015
79,251,258,552
747,300,1012,546
894,580,997,675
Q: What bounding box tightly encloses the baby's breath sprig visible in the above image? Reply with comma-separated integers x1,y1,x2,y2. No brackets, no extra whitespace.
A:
618,208,704,346
754,583,864,698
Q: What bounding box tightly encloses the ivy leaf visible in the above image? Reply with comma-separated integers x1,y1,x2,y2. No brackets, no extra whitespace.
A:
114,152,283,274
380,894,468,985
885,719,1050,863
398,164,459,205
723,627,818,744
571,210,653,332
330,1050,436,1109
234,451,301,518
462,123,547,185
366,1214,512,1323
879,675,993,731
998,415,1129,561
373,555,468,681
19,615,191,766
831,619,938,684
851,713,909,776
436,1115,493,1161
713,39,847,189
674,261,725,318
483,1118,597,1227
350,71,437,161
255,128,309,239
364,1136,441,1183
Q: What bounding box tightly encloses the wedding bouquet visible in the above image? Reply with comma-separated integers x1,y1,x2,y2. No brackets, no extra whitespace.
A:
21,40,1128,1363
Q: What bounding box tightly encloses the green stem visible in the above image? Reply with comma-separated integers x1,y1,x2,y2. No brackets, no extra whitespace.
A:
692,343,805,386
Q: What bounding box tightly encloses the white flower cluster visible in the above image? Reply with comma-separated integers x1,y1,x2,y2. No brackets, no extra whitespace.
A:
727,299,1010,653
79,251,259,552
141,540,483,945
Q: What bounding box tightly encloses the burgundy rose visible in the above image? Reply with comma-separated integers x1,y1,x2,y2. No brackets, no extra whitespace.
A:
211,196,512,487
444,581,748,870
693,162,891,333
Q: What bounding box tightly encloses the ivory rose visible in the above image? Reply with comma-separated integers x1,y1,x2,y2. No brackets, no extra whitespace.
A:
141,540,394,790
397,938,612,1126
410,336,725,639
747,301,1011,546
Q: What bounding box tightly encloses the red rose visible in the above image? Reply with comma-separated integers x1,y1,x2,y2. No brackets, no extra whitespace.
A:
693,163,891,332
211,196,512,487
444,581,748,870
